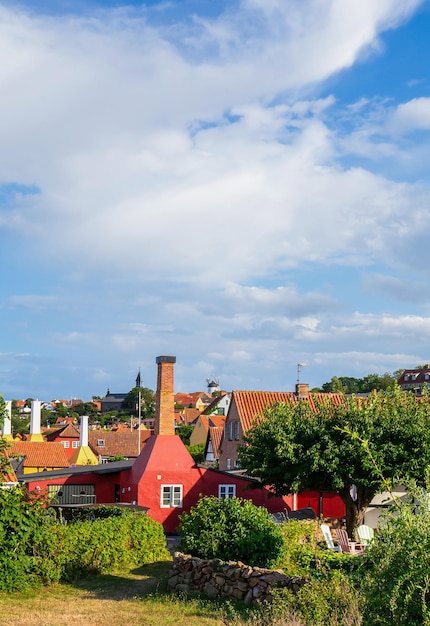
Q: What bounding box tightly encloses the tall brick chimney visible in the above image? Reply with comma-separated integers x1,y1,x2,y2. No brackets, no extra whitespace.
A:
155,356,176,436
295,383,309,400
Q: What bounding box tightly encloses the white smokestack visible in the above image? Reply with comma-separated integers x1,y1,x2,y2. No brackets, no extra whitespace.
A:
2,401,12,438
30,400,41,435
80,415,89,447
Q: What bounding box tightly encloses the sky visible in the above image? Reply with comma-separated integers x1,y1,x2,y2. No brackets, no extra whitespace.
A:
1,0,430,401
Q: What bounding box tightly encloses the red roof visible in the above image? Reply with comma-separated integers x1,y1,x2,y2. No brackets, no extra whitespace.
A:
208,426,224,458
9,441,70,470
233,390,345,432
88,430,152,458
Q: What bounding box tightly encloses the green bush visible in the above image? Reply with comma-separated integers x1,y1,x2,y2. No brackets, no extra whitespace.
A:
59,508,170,580
0,486,63,590
0,490,170,590
358,487,430,625
178,496,283,567
274,520,355,577
270,570,362,626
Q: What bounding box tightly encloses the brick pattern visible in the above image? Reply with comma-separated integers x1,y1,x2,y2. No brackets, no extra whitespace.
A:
155,356,176,436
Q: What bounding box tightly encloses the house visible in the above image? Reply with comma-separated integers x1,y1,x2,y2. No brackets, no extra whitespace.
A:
202,392,231,417
189,414,225,447
9,441,70,474
46,423,81,459
219,386,344,471
88,429,152,462
204,423,224,465
397,365,430,394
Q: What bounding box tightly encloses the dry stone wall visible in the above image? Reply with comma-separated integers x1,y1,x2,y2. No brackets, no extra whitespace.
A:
168,552,306,606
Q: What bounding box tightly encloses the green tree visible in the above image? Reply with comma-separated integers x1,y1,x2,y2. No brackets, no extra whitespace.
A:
178,495,283,567
176,424,193,445
238,388,430,536
125,387,155,419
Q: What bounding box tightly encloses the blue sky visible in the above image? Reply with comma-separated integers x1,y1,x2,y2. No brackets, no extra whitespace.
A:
1,0,430,401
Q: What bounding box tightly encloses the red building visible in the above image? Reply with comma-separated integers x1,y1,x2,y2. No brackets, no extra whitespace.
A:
23,356,345,532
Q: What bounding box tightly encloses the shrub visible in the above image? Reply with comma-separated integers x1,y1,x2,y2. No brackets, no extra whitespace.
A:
358,486,430,625
274,520,355,577
178,496,283,567
59,508,170,580
0,486,63,590
270,570,362,626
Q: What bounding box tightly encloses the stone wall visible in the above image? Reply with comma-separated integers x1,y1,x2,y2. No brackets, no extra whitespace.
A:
168,552,306,606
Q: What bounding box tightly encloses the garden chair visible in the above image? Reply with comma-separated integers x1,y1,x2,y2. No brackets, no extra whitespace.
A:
320,524,342,552
356,524,374,546
336,528,366,555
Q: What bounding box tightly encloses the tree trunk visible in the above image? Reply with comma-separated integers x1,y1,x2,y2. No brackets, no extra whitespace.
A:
338,487,374,538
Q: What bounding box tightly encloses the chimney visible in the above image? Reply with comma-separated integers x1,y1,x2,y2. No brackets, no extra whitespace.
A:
295,383,309,400
29,400,44,441
155,356,176,436
2,401,12,440
80,415,89,447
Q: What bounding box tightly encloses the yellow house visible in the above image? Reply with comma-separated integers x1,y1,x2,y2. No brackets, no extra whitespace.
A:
9,441,70,474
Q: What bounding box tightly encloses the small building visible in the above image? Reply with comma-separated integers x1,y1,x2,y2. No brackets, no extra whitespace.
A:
397,365,430,394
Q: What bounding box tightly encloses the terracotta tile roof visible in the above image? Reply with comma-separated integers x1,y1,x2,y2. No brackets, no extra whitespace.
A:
208,426,224,459
46,424,80,440
177,407,201,425
208,415,225,429
9,441,70,470
88,430,152,458
233,390,345,432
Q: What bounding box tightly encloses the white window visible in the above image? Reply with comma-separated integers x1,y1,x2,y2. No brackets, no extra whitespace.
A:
234,421,240,441
97,439,105,447
226,458,231,470
72,441,79,448
227,422,233,440
62,441,70,448
161,485,183,508
218,484,236,499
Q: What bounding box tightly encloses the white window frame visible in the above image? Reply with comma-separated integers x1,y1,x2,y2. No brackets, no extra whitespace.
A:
72,441,79,448
161,485,183,508
234,421,240,441
227,422,233,441
62,441,70,449
218,484,236,499
226,458,231,470
97,439,105,447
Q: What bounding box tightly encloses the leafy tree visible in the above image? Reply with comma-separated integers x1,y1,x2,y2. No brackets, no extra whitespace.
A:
125,387,155,419
321,373,396,394
178,495,283,567
186,442,205,463
176,424,193,445
54,402,69,417
238,388,430,535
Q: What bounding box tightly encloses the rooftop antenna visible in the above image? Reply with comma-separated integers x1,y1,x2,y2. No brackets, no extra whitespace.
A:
297,363,309,384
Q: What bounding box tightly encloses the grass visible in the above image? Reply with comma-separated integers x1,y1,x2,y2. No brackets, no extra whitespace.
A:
0,561,233,626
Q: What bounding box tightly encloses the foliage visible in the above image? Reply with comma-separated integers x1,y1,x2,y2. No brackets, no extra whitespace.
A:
274,520,354,577
178,496,283,567
358,485,430,625
320,373,396,394
0,486,62,590
186,442,206,463
177,424,193,445
270,570,362,626
238,388,430,535
0,488,170,591
125,386,155,419
59,509,170,580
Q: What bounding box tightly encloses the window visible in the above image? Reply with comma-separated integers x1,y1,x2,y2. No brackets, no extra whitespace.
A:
218,484,236,499
234,458,240,469
227,422,233,441
161,485,183,508
226,458,231,470
72,441,79,448
97,439,105,447
62,441,70,448
234,421,240,440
